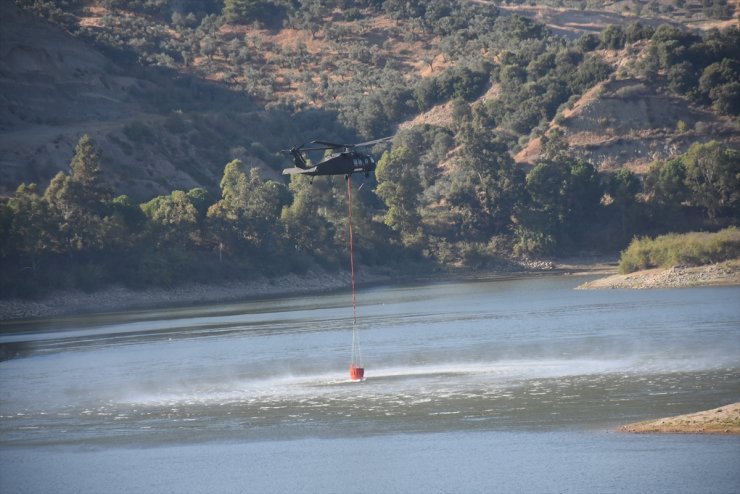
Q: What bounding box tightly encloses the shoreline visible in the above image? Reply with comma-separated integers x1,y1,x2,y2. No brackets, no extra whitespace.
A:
619,403,740,435
6,257,739,321
0,258,616,322
576,259,740,290
0,268,384,322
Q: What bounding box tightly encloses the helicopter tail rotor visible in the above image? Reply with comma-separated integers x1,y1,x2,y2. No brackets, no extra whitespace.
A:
280,144,310,170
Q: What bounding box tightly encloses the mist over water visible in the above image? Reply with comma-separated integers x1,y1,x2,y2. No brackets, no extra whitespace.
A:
1,276,739,493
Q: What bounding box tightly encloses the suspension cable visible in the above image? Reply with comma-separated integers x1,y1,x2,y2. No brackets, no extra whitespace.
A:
347,175,357,325
346,175,362,369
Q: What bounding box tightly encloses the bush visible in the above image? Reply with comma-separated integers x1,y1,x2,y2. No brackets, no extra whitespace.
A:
618,227,740,273
123,120,156,143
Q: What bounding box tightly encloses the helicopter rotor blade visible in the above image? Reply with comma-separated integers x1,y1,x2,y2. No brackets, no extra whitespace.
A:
353,136,393,148
281,142,334,154
310,140,348,149
310,136,393,149
285,136,393,155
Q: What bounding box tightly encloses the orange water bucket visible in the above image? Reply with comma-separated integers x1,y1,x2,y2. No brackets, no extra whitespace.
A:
349,364,364,381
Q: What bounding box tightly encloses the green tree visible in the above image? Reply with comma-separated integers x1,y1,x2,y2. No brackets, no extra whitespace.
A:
698,59,739,113
5,184,53,271
186,187,213,220
43,135,113,253
382,0,425,20
683,141,740,218
446,129,525,240
576,33,600,52
643,157,690,228
566,159,603,226
600,25,626,50
281,174,336,258
645,157,688,209
208,160,289,253
223,0,285,24
223,0,264,23
568,55,611,94
667,61,698,95
518,158,602,253
625,22,654,43
375,144,423,243
135,191,203,287
106,194,146,253
709,81,740,115
141,190,201,248
607,168,642,244
0,184,56,296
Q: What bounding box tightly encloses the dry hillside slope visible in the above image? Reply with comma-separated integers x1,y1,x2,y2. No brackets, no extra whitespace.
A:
516,77,740,171
2,1,739,198
0,2,222,198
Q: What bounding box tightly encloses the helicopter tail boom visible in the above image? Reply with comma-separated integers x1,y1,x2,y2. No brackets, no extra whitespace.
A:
282,166,317,176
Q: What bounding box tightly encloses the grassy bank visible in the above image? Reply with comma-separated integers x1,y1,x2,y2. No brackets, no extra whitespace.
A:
619,227,740,274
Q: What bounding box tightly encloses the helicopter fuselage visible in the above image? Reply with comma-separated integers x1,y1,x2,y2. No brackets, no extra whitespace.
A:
282,151,376,177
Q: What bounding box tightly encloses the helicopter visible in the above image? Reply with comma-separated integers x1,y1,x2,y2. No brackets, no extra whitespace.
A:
281,137,391,179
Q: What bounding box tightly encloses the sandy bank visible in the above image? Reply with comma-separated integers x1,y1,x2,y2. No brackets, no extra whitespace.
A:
619,403,740,434
576,260,740,290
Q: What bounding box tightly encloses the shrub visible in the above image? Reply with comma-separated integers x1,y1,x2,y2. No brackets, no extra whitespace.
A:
618,227,740,273
123,120,155,143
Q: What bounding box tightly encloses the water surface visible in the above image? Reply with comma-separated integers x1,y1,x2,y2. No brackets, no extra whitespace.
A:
1,275,738,492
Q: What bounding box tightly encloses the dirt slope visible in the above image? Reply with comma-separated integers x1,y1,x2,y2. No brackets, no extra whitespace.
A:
516,77,740,172
0,2,142,190
0,2,273,199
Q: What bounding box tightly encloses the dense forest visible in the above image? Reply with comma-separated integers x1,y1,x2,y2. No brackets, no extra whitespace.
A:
1,0,739,298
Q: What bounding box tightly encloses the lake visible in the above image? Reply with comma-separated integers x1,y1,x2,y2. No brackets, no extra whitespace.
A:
1,275,739,493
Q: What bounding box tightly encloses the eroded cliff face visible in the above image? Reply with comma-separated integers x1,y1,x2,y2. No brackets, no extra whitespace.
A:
516,77,740,172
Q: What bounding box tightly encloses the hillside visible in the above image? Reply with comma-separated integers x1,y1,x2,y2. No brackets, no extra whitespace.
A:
496,3,681,38
0,2,261,199
2,0,738,200
1,0,739,298
516,76,740,172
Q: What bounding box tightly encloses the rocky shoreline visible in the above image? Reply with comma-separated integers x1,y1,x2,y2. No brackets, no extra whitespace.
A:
0,258,611,322
619,403,740,434
5,257,737,321
0,268,378,321
21,256,738,320
576,260,740,290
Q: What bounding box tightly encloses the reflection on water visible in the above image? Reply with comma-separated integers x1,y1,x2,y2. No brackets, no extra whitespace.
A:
1,276,739,493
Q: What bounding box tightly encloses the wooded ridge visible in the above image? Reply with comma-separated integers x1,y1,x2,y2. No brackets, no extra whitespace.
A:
1,0,738,297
